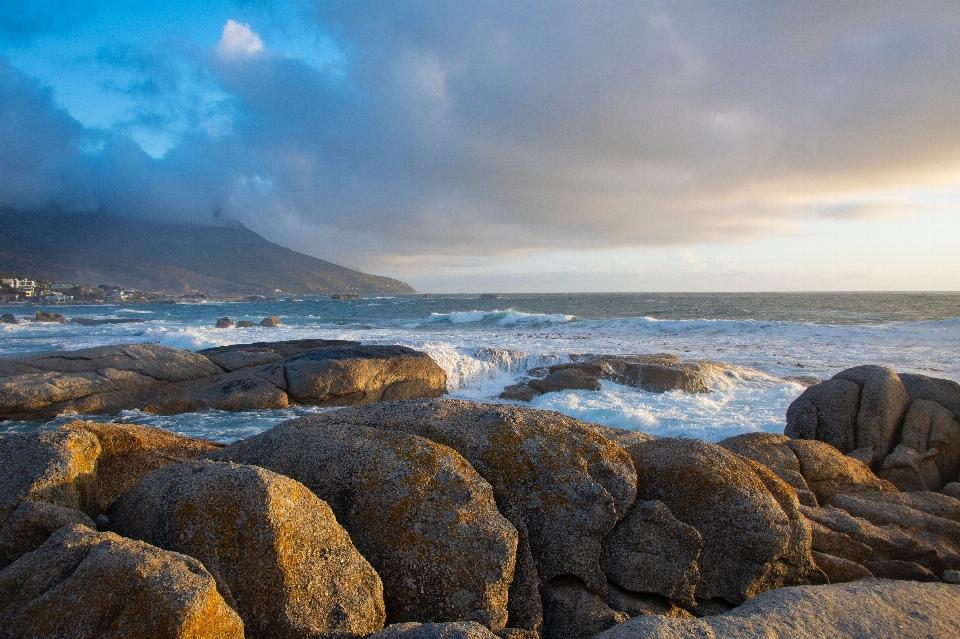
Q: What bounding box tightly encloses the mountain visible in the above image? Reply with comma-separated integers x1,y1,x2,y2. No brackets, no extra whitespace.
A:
0,210,416,295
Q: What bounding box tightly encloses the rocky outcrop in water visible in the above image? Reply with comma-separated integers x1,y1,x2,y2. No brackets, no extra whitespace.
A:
499,354,794,400
2,393,960,639
0,340,446,420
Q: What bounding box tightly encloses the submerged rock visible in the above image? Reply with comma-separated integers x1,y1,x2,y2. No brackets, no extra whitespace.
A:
0,524,244,639
107,461,385,639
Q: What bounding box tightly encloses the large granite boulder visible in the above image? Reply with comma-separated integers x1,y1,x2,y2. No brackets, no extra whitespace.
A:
785,378,861,452
283,345,446,406
304,400,637,596
0,429,101,529
0,340,447,419
0,524,243,639
538,577,629,639
623,437,821,604
0,423,224,567
107,461,385,639
60,421,222,510
594,579,960,639
208,420,516,631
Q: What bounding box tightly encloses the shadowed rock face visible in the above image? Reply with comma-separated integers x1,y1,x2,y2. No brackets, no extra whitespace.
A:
107,461,386,639
208,421,517,631
304,399,637,597
0,525,244,639
0,340,446,419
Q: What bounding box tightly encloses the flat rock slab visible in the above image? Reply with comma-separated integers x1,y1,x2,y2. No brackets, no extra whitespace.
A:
594,579,960,639
0,340,446,419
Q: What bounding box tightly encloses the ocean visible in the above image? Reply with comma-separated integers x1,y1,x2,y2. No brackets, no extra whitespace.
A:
2,292,958,443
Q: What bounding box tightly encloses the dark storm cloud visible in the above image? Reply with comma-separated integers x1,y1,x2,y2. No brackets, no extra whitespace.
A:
1,1,959,265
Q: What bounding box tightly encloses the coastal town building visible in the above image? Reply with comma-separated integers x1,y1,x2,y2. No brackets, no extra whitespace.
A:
1,278,36,297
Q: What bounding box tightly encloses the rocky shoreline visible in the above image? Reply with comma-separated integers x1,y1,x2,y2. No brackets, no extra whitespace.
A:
1,345,959,637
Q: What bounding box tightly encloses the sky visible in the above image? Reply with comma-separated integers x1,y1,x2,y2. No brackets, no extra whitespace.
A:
1,1,959,292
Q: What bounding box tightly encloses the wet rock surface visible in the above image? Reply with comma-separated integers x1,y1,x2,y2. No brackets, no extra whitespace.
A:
0,340,446,419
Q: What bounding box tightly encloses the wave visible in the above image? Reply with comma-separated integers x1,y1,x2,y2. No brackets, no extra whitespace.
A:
426,309,576,326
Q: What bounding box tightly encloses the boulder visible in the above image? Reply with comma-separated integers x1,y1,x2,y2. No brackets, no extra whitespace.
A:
624,437,820,604
0,525,243,639
215,317,235,328
899,373,960,424
235,320,257,328
784,439,896,503
0,423,221,565
593,579,960,639
944,483,960,499
304,399,637,598
107,461,385,639
634,364,710,393
34,310,67,323
208,420,516,630
283,345,447,406
900,399,960,487
368,622,499,639
877,444,942,492
602,585,693,620
60,421,222,510
785,378,861,453
499,383,541,402
0,429,101,528
833,366,911,467
260,316,282,327
0,341,446,419
135,364,290,414
539,577,629,639
0,314,17,324
0,501,96,570
811,551,873,583
601,500,702,606
528,369,601,394
719,433,818,506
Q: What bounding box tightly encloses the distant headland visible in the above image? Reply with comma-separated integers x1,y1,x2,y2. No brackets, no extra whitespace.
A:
0,209,415,297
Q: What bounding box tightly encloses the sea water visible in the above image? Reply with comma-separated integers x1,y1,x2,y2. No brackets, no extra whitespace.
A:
2,292,958,443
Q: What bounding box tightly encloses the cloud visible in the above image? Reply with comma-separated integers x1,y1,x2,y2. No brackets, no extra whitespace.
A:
217,20,264,58
1,1,959,275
